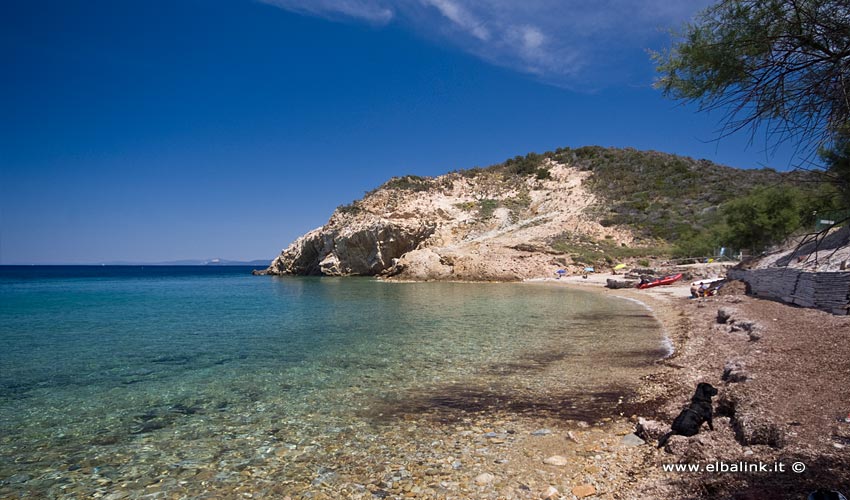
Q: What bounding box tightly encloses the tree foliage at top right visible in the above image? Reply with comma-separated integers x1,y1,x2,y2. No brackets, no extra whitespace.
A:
653,0,850,160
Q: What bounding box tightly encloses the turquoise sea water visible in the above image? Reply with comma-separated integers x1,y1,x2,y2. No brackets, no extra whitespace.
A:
0,266,664,498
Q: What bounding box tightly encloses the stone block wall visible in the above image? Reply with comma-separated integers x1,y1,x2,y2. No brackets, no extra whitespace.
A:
727,268,850,315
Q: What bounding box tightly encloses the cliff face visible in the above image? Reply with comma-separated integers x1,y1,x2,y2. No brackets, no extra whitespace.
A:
265,222,435,276
260,161,635,280
260,147,797,281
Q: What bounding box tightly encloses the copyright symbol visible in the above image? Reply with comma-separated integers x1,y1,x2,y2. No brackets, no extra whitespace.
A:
792,462,806,473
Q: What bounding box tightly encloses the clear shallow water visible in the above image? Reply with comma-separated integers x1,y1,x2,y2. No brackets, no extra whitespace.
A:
0,266,664,497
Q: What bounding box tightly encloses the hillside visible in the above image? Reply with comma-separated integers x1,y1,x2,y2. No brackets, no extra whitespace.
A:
259,147,797,281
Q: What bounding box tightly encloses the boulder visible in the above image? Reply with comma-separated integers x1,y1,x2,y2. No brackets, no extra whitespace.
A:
717,307,737,324
606,278,638,289
732,413,785,448
635,417,668,442
387,248,453,280
663,433,718,461
722,361,749,383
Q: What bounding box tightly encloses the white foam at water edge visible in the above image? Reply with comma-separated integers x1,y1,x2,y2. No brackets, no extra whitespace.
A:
659,336,674,358
613,295,676,358
615,295,654,312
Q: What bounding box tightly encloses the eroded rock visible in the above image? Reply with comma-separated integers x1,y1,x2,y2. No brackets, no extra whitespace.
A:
722,361,749,383
266,223,434,276
732,413,785,448
635,417,667,442
717,307,737,324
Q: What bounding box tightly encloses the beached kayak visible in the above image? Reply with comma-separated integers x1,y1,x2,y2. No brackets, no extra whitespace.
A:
637,273,683,289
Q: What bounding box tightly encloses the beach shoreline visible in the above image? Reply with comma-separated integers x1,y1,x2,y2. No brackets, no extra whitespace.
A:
531,272,850,499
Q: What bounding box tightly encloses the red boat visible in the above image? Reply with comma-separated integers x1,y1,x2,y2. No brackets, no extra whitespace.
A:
637,273,683,289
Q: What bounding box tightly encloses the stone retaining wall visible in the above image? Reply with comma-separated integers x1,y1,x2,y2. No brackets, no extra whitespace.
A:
727,268,850,315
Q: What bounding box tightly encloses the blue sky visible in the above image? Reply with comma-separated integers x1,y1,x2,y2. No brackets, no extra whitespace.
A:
1,0,798,264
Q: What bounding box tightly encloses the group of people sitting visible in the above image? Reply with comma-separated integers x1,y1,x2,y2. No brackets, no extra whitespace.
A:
690,281,717,298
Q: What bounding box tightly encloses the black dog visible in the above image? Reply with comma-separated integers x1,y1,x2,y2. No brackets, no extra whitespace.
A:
658,382,718,448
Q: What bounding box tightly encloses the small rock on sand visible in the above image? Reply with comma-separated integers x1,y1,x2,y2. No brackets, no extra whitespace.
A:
572,483,597,498
542,455,569,466
541,485,559,499
635,417,667,441
474,472,495,485
722,361,748,382
620,433,646,447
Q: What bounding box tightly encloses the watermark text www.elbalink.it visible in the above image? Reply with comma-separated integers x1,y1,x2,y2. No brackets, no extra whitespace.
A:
662,461,807,474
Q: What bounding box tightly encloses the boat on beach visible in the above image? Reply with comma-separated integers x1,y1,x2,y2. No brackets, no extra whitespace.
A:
637,273,683,289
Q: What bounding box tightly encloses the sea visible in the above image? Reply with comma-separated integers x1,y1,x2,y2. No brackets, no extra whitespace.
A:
0,266,666,498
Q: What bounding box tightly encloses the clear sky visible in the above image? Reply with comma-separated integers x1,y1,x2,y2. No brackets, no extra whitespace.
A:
1,0,799,264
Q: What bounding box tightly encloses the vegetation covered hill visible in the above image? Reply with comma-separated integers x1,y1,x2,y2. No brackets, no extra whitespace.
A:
264,145,829,279
477,146,792,241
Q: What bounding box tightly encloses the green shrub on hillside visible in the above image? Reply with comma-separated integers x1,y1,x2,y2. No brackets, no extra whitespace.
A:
337,202,362,215
504,153,544,176
382,175,432,192
549,233,670,265
478,199,499,219
453,201,477,211
534,167,552,180
501,191,531,212
545,146,802,242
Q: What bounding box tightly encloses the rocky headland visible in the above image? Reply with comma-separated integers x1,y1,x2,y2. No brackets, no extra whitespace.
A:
258,147,791,281
261,162,614,281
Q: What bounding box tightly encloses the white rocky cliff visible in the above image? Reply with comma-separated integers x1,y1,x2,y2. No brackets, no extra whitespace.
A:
258,161,639,281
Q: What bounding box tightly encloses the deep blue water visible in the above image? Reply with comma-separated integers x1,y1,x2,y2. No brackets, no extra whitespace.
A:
0,265,664,496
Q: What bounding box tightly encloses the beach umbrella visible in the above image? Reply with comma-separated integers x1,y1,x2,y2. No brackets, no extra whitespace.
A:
613,263,627,270
556,269,566,275
584,267,595,273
